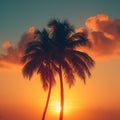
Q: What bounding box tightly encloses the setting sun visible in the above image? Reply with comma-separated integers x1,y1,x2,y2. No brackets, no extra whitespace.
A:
50,100,70,114
53,101,61,113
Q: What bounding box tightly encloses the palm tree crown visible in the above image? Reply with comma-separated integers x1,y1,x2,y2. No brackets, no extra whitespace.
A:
21,29,57,89
48,19,94,86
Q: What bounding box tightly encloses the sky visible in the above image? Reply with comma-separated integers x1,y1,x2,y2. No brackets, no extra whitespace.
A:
0,0,120,120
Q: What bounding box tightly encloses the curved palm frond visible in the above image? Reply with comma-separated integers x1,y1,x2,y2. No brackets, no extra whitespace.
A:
49,65,56,86
34,29,42,40
21,50,43,63
23,41,42,60
73,50,95,68
51,61,59,73
67,56,86,83
59,59,75,87
37,62,56,90
65,49,94,83
39,64,50,90
22,58,41,80
67,32,91,48
41,29,49,41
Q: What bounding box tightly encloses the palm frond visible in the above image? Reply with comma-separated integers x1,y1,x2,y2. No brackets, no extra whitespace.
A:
48,19,59,28
49,66,56,86
25,41,42,53
34,29,41,40
67,32,91,48
26,41,41,47
37,63,50,90
60,59,75,87
37,63,56,90
66,50,94,83
22,58,40,80
21,51,43,64
63,20,74,32
51,61,59,73
68,57,86,82
41,29,49,39
73,50,95,68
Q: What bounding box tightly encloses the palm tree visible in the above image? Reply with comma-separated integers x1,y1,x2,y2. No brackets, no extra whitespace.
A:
21,19,94,120
48,19,95,120
21,29,58,120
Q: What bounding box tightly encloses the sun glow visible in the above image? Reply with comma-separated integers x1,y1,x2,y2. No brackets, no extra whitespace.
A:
54,101,61,113
50,100,70,114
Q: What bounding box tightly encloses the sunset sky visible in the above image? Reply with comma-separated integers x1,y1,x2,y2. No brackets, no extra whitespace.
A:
0,0,120,120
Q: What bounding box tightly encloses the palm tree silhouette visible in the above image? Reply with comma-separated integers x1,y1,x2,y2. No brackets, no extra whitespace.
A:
21,19,95,120
48,19,95,120
21,29,58,120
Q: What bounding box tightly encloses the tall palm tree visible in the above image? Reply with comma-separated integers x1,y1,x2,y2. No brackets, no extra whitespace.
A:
22,19,94,120
21,29,58,120
48,19,95,120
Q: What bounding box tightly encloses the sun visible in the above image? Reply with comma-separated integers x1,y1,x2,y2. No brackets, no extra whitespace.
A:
51,101,61,113
54,101,61,113
50,100,70,114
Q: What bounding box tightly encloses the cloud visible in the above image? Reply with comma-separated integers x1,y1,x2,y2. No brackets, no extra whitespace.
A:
28,26,35,33
0,45,19,63
2,41,11,49
0,27,35,68
17,27,35,53
0,15,120,68
77,14,120,59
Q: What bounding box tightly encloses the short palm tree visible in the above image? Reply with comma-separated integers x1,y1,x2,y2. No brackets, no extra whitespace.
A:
48,19,95,120
21,29,58,120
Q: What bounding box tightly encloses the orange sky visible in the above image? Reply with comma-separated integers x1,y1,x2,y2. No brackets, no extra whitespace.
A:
0,59,120,120
1,1,120,119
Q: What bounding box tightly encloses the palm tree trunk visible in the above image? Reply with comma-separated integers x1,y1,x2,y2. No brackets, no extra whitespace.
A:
42,78,52,120
59,65,64,120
